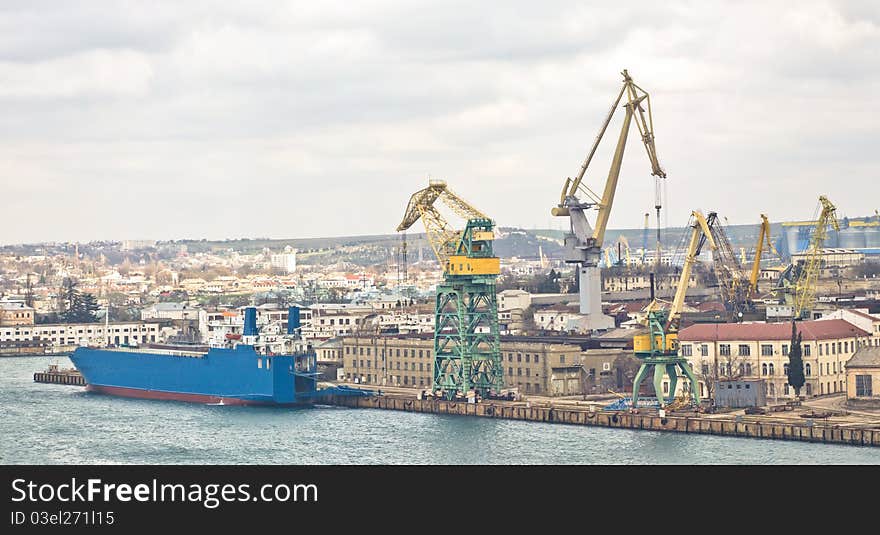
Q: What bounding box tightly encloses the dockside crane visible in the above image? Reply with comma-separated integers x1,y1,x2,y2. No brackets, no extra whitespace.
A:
551,69,665,330
632,210,716,408
396,180,503,400
748,214,778,298
775,196,838,319
705,212,752,316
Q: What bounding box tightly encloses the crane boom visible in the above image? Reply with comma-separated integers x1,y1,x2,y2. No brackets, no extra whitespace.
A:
552,70,665,247
396,180,489,268
667,211,715,330
793,196,839,318
749,214,777,295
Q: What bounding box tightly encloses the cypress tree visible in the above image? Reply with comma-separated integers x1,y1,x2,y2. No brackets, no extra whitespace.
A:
787,321,806,397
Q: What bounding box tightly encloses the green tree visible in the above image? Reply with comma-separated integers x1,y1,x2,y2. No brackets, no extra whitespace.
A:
67,292,100,323
787,321,806,397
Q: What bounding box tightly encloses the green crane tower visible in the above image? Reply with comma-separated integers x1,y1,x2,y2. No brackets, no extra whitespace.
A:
397,181,503,400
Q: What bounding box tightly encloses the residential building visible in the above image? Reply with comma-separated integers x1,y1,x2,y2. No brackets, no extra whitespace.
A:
0,321,163,352
270,249,297,273
0,302,35,326
678,319,872,401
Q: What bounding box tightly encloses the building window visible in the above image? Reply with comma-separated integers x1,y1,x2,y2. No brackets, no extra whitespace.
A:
719,344,731,356
804,345,811,356
738,345,750,357
853,375,870,396
784,363,790,376
784,384,789,395
762,363,768,376
700,344,708,357
534,355,539,364
768,363,775,376
681,345,692,357
560,355,565,363
517,353,522,362
782,344,789,356
701,364,709,376
525,354,530,363
517,368,522,376
761,344,773,356
508,367,513,376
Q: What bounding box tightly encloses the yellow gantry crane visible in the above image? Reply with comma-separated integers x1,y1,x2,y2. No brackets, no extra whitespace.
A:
396,180,503,399
634,210,715,408
550,69,665,329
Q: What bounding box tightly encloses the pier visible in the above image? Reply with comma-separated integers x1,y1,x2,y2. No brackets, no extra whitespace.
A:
34,365,86,387
327,392,880,448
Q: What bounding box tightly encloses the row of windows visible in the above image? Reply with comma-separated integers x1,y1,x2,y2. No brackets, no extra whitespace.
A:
702,343,813,357
345,345,432,358
352,360,433,372
818,340,856,356
507,367,536,377
505,352,541,364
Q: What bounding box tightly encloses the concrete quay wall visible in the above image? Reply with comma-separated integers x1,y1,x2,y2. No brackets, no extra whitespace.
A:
327,394,880,448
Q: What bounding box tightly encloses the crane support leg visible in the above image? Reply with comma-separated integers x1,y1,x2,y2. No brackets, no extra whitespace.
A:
632,363,650,407
652,363,667,407
578,266,615,329
665,364,678,406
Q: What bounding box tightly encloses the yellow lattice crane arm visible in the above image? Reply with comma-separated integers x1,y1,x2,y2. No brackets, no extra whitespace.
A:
749,214,778,295
396,180,490,266
793,196,839,318
667,211,715,330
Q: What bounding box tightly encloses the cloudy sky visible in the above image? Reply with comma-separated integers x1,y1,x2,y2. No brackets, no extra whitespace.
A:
1,1,878,244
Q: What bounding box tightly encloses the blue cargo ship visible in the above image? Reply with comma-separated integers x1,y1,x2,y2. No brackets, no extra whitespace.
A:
70,306,319,406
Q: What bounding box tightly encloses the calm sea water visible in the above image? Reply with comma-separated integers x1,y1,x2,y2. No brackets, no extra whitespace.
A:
2,356,878,465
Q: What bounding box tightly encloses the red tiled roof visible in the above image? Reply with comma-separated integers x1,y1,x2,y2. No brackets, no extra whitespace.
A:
679,319,870,342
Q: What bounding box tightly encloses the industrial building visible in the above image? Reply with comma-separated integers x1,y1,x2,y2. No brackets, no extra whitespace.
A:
779,215,880,261
845,346,880,408
340,334,631,396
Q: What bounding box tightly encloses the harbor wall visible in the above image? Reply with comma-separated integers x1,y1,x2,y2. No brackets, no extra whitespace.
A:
327,394,880,448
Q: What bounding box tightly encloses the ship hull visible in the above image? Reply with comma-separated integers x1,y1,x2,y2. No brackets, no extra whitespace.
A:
70,345,317,406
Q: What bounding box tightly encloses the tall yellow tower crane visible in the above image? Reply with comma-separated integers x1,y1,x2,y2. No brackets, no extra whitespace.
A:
551,69,665,330
396,180,503,399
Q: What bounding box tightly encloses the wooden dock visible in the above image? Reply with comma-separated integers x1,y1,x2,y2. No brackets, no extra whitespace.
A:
327,393,880,448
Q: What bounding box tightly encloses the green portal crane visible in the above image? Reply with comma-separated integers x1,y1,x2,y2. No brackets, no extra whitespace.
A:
632,210,715,408
396,180,503,399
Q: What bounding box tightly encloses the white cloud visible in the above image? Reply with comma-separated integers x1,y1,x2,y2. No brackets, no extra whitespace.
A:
0,49,153,98
0,0,878,244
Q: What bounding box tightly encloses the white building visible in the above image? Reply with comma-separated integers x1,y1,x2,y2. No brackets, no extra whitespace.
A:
270,249,297,273
0,321,164,352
